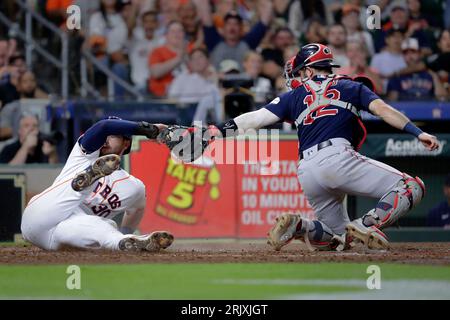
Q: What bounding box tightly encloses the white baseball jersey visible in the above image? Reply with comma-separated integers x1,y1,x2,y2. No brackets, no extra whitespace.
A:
22,140,145,250
58,141,145,219
29,140,146,220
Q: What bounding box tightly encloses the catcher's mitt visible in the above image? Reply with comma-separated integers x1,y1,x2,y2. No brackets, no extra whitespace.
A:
156,125,217,163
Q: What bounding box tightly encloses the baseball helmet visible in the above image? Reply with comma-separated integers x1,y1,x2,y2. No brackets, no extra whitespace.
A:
286,43,340,78
105,116,132,155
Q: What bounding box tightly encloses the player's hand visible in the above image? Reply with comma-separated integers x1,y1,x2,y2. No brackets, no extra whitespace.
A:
258,0,273,25
418,133,439,151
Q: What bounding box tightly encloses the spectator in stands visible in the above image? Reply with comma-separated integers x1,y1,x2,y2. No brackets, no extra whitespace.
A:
0,37,8,67
407,0,431,30
420,0,446,29
327,24,349,68
387,38,446,101
9,53,27,76
426,29,450,90
154,0,181,38
0,39,20,108
375,0,431,55
129,10,161,91
149,21,187,97
178,1,204,51
168,48,222,124
301,18,327,45
17,70,49,99
0,70,49,142
0,114,59,165
88,0,129,97
284,0,329,39
243,51,272,104
261,27,295,83
427,174,450,228
370,28,407,93
46,0,74,27
120,0,139,36
195,0,273,71
210,0,237,31
393,29,450,91
338,41,383,94
341,4,375,56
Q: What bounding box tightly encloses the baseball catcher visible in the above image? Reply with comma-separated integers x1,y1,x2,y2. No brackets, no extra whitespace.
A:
21,117,174,251
162,43,439,251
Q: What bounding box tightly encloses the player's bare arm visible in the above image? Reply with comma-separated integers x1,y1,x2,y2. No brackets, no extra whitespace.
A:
119,185,147,234
368,99,439,151
120,208,146,235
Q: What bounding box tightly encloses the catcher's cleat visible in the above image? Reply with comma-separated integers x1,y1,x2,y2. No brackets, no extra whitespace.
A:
71,154,121,191
118,231,174,252
329,233,356,251
267,214,302,251
346,219,390,250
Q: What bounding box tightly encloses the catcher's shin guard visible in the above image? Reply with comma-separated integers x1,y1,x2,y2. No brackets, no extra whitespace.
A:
361,175,425,229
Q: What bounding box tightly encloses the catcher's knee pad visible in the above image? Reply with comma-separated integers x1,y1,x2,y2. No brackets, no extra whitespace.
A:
364,175,425,229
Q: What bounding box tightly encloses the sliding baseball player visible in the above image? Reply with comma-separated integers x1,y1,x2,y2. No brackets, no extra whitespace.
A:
21,117,174,251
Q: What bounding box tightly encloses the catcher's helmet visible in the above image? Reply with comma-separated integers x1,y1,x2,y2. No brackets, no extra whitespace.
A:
284,43,340,90
288,43,340,77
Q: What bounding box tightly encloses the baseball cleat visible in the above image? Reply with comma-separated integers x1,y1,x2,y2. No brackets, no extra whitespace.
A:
346,220,390,250
267,214,302,251
71,154,121,191
329,233,355,251
118,231,174,252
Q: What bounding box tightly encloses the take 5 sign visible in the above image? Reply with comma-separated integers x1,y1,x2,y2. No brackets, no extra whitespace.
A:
129,138,314,238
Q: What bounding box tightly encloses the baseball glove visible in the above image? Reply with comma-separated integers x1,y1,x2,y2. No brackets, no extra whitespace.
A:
156,125,216,163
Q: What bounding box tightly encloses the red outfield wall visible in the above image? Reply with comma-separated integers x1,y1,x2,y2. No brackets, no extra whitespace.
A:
130,138,314,238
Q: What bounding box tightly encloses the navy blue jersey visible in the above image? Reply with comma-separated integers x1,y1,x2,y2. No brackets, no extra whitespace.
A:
264,75,380,152
427,200,450,227
387,72,434,100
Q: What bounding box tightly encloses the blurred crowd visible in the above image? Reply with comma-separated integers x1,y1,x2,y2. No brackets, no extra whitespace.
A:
78,0,449,104
0,0,450,164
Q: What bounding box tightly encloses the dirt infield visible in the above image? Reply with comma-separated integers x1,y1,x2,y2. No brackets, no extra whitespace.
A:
1,241,450,265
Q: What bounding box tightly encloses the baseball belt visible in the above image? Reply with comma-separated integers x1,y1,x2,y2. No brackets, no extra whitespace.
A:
299,139,333,160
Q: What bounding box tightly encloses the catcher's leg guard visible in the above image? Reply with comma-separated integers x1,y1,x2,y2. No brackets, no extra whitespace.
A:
267,214,350,251
361,175,425,229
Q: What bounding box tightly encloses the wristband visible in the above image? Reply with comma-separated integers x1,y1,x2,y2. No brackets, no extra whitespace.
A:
218,119,239,137
403,122,423,137
135,121,159,139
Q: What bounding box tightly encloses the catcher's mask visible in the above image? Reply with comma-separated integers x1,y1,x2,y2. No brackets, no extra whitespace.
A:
284,43,340,91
